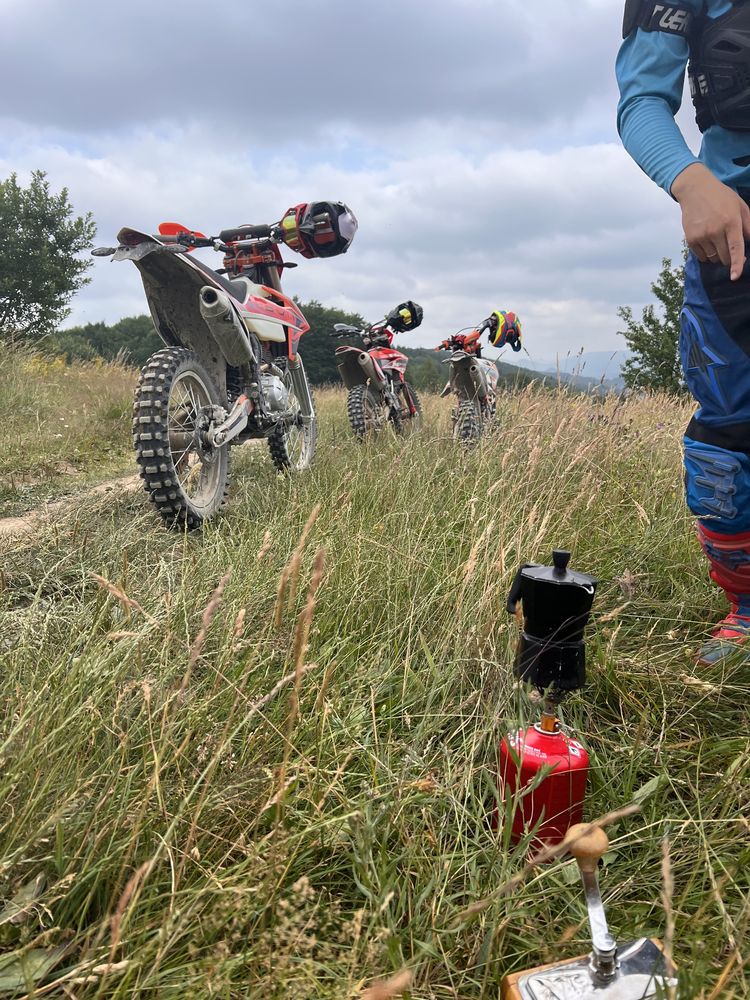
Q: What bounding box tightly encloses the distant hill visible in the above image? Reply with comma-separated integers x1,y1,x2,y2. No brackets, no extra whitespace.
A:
503,350,630,389
400,348,535,392
50,307,625,395
395,347,620,394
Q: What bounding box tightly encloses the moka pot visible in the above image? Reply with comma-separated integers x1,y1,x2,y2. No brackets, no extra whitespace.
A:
506,549,598,693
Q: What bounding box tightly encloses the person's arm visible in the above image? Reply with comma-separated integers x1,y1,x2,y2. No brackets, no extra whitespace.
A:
616,19,750,278
616,29,699,193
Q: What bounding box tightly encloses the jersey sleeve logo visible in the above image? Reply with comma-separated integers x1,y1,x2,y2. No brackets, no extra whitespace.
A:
654,5,691,32
623,0,694,38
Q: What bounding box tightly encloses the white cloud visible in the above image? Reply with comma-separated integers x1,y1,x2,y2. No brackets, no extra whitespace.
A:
0,0,689,361
0,0,622,141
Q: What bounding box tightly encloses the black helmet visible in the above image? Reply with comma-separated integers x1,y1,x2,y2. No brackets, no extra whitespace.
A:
386,301,423,333
280,201,358,258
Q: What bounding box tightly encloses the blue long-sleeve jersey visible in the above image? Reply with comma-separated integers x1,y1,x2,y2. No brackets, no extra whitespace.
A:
616,0,750,193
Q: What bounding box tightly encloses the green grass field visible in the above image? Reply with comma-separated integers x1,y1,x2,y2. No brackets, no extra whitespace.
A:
0,357,748,998
0,352,135,518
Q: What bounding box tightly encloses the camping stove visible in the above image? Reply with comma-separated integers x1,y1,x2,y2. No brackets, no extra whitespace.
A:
501,824,677,999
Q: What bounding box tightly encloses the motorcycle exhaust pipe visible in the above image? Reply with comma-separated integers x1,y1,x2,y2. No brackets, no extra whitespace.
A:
357,351,385,385
468,362,488,403
199,286,255,366
452,354,488,402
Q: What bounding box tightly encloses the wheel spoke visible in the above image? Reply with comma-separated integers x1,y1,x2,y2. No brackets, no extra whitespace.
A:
269,371,314,471
167,373,214,500
134,350,231,530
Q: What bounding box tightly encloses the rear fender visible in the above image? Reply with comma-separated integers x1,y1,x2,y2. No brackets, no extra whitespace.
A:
132,245,230,397
450,351,488,402
113,228,171,262
335,346,386,390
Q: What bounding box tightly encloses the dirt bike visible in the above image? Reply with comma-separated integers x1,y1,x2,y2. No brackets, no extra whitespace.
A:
435,325,499,443
330,302,424,438
92,201,357,529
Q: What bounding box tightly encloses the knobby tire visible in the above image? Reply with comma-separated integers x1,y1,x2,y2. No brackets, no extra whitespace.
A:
133,347,229,530
455,397,482,445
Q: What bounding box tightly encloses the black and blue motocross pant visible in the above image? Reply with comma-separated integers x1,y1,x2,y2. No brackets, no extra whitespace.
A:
681,237,750,538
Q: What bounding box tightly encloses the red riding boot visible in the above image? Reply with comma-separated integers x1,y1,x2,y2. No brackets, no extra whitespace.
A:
696,523,750,666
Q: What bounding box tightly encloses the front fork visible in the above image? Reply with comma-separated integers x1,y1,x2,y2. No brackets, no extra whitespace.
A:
385,380,403,422
288,355,315,426
376,368,408,418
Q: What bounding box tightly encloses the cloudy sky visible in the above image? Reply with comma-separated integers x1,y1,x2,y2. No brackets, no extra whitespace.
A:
0,0,697,364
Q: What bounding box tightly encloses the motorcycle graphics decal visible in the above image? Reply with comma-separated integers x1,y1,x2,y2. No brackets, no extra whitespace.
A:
240,292,307,329
477,357,499,391
238,287,309,358
369,347,409,378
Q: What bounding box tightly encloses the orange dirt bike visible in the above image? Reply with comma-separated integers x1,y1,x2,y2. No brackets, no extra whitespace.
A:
92,201,357,529
330,302,424,438
434,324,500,443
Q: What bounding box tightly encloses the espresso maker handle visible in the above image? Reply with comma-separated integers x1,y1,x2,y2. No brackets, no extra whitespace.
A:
506,564,538,614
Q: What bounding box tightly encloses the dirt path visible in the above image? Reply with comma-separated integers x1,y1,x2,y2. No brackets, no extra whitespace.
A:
0,474,141,544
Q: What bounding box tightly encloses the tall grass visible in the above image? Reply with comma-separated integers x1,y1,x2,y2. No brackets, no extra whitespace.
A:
0,384,748,997
0,350,134,516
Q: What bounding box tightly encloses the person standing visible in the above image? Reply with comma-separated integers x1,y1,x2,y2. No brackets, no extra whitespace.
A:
617,0,750,663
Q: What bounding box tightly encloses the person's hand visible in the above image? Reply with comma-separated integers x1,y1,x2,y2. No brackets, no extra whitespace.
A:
671,163,750,280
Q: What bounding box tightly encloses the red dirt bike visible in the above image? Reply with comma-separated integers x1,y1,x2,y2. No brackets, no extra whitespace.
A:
330,301,424,438
92,201,356,529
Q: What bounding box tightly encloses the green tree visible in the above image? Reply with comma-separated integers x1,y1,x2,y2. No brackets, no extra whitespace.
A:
47,303,367,379
0,171,96,342
618,250,686,393
293,299,366,385
46,315,162,366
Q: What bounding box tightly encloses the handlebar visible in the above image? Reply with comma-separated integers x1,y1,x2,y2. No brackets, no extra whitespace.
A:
157,224,281,256
157,232,215,249
159,225,279,250
330,324,362,338
218,224,274,243
434,335,463,349
330,326,394,350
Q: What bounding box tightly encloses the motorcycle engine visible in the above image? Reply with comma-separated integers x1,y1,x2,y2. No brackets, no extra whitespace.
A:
260,373,290,413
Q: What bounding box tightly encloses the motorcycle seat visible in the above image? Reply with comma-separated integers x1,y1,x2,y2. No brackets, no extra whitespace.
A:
227,276,255,301
191,257,247,302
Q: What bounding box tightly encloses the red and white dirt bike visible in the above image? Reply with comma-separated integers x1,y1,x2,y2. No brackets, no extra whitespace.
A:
93,201,357,529
330,301,424,438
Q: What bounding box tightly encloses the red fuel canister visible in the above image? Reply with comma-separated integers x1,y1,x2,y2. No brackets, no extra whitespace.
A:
499,716,589,847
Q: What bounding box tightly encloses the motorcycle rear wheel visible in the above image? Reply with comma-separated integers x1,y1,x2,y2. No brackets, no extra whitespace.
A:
454,398,483,445
133,347,229,530
268,369,317,472
347,384,391,438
